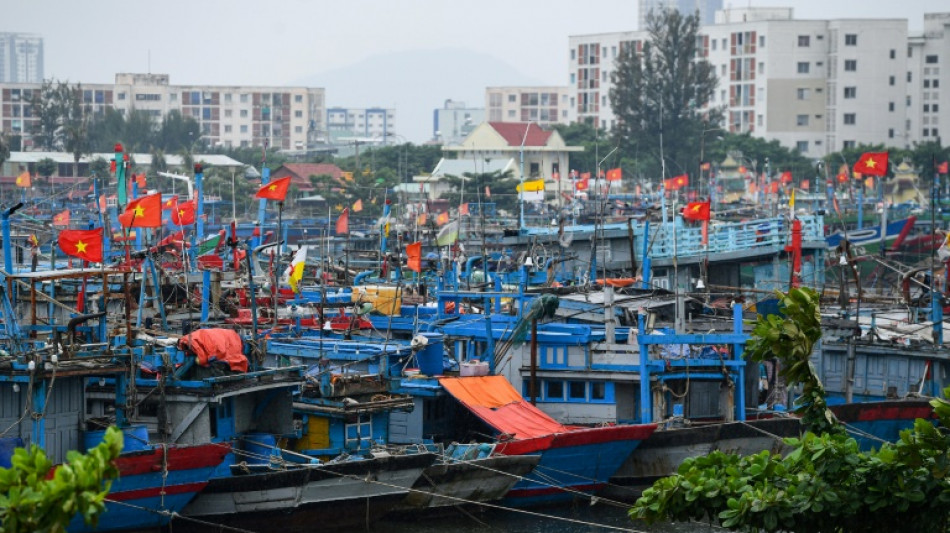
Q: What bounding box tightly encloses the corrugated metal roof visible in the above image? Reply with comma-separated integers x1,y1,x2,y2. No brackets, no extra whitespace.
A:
8,151,246,169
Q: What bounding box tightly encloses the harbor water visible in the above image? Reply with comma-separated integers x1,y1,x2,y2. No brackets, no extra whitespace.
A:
370,503,718,533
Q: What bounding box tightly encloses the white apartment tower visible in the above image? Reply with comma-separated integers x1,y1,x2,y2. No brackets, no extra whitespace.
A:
0,33,43,83
569,8,910,157
432,100,484,145
639,0,723,28
908,13,950,145
484,86,572,127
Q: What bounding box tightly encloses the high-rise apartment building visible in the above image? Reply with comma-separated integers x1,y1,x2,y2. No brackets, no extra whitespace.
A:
432,99,484,145
325,107,396,142
0,33,43,83
908,13,950,145
569,8,911,156
0,73,326,151
638,0,723,29
484,86,571,127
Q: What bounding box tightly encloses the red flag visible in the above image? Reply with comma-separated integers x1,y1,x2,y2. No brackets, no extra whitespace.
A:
605,168,622,181
52,209,70,227
853,152,888,177
575,176,589,191
459,203,470,216
255,176,292,201
801,179,810,190
769,182,779,194
938,161,949,174
118,193,162,228
162,195,179,211
352,198,363,212
780,171,792,184
336,207,349,235
738,166,747,174
416,213,427,225
436,212,449,226
135,173,147,188
837,172,849,183
58,228,104,263
15,171,31,188
406,241,422,273
669,174,689,190
171,200,196,226
682,201,710,222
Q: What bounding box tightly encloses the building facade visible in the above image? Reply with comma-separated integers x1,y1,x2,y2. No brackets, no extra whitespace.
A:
432,99,484,145
0,33,43,83
908,13,950,145
325,106,395,143
638,0,723,29
0,73,326,152
568,8,913,157
484,86,572,128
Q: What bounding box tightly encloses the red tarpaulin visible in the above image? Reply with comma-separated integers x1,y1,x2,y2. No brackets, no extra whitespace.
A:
439,376,579,439
178,329,248,373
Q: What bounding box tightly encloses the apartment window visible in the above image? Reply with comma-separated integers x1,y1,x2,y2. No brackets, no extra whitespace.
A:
845,34,857,46
224,109,232,118
508,94,516,102
925,80,931,88
797,88,810,100
797,141,809,152
935,79,941,88
712,39,717,51
890,49,896,59
602,70,608,82
240,125,248,133
908,96,912,106
612,46,617,57
602,47,608,58
759,35,766,48
224,94,232,103
720,89,726,102
908,72,912,82
117,92,126,101
240,93,249,103
602,95,607,106
240,109,248,117
202,107,211,120
844,87,856,98
843,140,856,148
924,129,930,137
570,73,575,84
935,104,940,112
722,38,726,49
294,94,303,102
797,62,810,74
796,114,809,126
889,75,895,86
844,113,856,125
844,60,857,72
798,35,810,47
926,55,938,64
295,126,303,133
759,62,765,74
292,110,301,118
507,110,516,118
570,49,576,60
758,114,763,126
889,128,895,138
889,102,895,112
224,125,232,133
934,128,940,137
169,93,177,101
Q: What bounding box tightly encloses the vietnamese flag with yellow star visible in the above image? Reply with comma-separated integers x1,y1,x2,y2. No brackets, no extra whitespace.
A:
118,193,162,228
853,152,888,177
171,200,196,226
58,228,104,263
254,176,292,201
682,201,711,222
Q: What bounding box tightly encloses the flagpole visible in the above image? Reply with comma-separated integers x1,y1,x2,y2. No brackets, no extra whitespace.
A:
274,201,283,346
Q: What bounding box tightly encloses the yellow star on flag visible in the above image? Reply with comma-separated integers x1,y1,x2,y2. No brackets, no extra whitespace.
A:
75,240,88,254
133,205,145,217
691,204,702,212
178,209,186,218
268,184,278,191
865,157,877,168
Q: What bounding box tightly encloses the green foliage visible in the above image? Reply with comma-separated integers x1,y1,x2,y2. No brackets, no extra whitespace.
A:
823,140,950,189
0,426,123,532
706,133,816,184
609,9,722,181
36,158,57,179
551,122,606,175
630,288,950,532
441,170,519,215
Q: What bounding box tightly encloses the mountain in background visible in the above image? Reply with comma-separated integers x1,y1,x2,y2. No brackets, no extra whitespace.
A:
293,47,547,144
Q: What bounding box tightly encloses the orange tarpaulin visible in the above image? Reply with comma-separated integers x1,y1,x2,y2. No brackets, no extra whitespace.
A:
178,329,248,373
439,376,577,439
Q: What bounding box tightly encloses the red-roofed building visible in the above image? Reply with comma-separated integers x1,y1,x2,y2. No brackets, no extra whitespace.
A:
269,163,345,192
439,122,583,186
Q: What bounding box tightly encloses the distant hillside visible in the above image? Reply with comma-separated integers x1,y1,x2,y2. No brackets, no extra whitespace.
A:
293,47,546,143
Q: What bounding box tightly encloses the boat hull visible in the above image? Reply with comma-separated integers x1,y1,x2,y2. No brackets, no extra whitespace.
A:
180,452,434,532
495,424,655,507
831,399,936,450
68,443,230,533
397,454,541,510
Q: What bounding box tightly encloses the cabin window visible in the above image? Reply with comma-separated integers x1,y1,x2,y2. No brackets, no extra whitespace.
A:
546,381,564,400
591,382,606,400
345,413,372,449
568,381,586,400
543,346,568,367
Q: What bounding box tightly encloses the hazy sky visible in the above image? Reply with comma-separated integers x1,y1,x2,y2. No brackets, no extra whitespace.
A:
5,0,947,141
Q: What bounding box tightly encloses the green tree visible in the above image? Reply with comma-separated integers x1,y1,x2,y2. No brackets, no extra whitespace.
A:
0,426,122,532
61,84,89,177
706,133,815,184
630,288,950,533
31,80,70,151
610,9,722,181
441,170,518,215
86,108,127,152
156,110,200,153
36,157,57,180
551,122,604,177
122,109,155,153
89,157,110,184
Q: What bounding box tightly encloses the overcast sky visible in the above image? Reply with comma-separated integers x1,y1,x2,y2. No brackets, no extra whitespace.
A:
5,0,947,141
